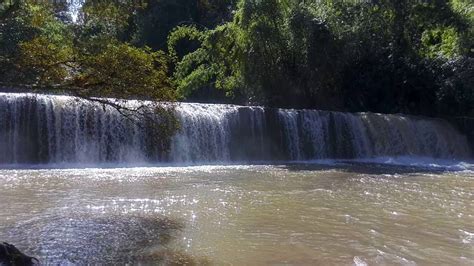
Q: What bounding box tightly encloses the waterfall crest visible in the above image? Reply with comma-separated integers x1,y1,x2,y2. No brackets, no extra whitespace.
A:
0,93,470,164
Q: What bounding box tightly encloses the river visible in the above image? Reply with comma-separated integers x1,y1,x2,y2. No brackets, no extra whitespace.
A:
0,92,473,264
0,162,473,265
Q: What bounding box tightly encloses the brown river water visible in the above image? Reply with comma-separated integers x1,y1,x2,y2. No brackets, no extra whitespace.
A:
0,162,473,265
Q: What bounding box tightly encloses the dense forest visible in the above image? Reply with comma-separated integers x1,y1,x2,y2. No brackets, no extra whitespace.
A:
0,0,473,117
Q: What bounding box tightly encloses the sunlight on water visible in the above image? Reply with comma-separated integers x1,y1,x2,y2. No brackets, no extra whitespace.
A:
0,163,473,264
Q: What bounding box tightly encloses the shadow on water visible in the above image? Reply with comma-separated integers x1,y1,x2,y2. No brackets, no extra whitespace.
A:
3,214,209,265
0,157,472,173
278,161,471,175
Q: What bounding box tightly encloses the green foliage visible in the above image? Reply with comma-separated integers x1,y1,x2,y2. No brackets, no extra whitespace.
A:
80,0,147,41
130,0,235,50
421,27,462,58
171,0,343,107
168,0,473,115
167,25,204,61
168,23,245,99
19,36,73,85
1,0,176,103
0,2,59,82
75,42,175,100
1,0,473,117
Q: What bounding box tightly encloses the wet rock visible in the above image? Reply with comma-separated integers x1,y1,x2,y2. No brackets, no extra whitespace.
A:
0,242,38,266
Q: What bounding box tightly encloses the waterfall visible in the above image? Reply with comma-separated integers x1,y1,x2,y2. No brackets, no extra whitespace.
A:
170,103,237,162
0,93,470,164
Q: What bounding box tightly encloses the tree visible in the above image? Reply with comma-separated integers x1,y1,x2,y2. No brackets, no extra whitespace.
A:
0,2,55,83
170,0,343,108
308,0,472,115
1,1,180,151
2,0,473,118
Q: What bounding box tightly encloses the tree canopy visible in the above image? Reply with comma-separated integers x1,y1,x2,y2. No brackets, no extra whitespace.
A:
170,0,473,115
0,0,473,116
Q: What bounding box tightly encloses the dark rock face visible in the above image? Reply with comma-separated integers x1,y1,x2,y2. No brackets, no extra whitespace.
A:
0,242,38,266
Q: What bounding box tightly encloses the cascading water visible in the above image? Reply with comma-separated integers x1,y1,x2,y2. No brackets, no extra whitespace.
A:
0,92,470,164
170,103,237,162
